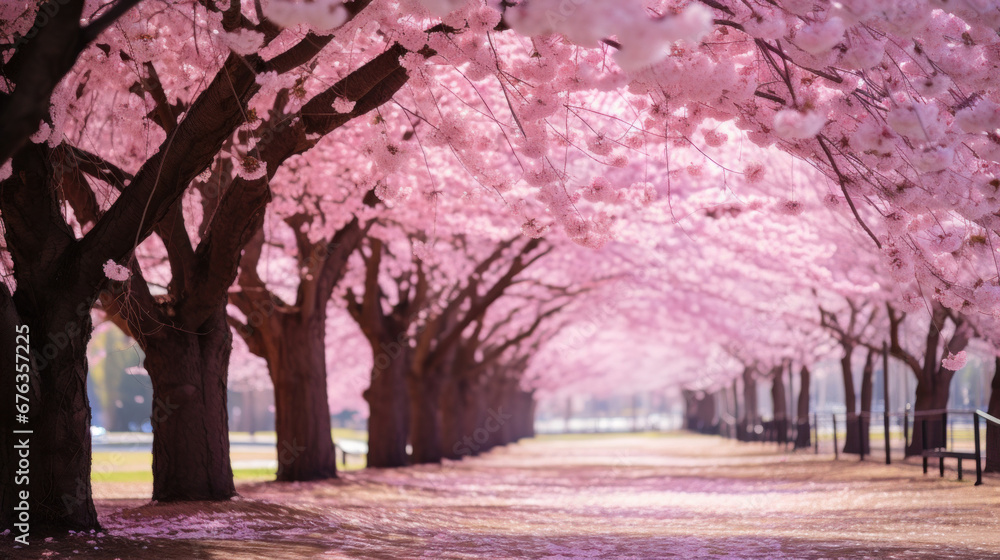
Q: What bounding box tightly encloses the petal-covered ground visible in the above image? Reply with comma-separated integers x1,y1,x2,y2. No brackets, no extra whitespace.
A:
6,433,1000,559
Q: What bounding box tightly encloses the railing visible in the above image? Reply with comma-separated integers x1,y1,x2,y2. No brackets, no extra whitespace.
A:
717,407,1000,486
974,410,1000,485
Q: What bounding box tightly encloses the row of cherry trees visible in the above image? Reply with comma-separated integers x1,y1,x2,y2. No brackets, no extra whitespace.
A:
663,156,1000,464
5,0,1000,535
0,0,624,532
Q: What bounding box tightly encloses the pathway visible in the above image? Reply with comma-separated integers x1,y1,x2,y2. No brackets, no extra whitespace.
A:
7,433,1000,559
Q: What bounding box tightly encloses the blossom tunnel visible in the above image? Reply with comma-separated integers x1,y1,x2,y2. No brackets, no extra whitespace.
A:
3,0,1000,557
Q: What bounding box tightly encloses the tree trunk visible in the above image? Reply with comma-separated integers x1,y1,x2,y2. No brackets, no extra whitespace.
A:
525,393,537,439
986,357,1000,473
899,303,969,456
906,372,953,456
771,373,787,444
696,392,718,434
509,390,528,441
514,390,536,440
1,297,100,533
795,366,812,449
741,369,758,440
722,387,737,438
408,373,444,464
455,380,488,456
0,308,19,533
143,305,235,500
441,374,467,460
733,380,744,440
841,347,863,455
480,375,510,451
496,381,517,446
858,350,874,456
268,313,337,481
365,345,410,468
682,389,698,430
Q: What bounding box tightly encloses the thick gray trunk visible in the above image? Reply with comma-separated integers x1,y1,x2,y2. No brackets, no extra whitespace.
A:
1,296,100,532
795,366,812,449
144,305,235,500
365,345,410,468
408,373,444,464
269,313,337,481
906,372,953,456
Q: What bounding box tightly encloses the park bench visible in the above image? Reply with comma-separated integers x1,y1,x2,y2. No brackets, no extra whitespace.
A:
919,415,978,483
336,439,369,465
922,449,977,480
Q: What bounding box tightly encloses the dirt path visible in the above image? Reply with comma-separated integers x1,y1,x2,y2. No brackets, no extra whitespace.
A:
6,433,1000,559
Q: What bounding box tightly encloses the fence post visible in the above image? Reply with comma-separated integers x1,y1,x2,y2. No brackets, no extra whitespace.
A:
883,342,891,465
787,363,794,451
903,405,910,449
858,413,865,461
813,412,819,455
946,412,952,451
832,413,839,460
975,413,983,486
921,419,928,474
884,410,891,465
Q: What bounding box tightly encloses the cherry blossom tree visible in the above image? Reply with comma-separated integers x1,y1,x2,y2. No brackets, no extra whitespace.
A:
229,217,367,480
9,0,1000,537
344,227,552,464
0,0,425,530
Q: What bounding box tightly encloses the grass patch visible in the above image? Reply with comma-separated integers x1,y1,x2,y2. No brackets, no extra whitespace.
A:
93,450,152,471
93,470,153,483
333,428,368,442
93,463,366,484
93,468,275,483
234,468,278,481
227,428,368,442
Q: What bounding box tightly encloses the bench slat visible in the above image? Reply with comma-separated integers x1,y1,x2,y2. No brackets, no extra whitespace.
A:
922,450,976,459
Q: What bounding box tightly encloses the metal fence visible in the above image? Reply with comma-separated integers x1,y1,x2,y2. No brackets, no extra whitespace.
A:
713,408,1000,485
